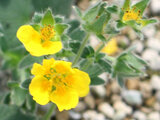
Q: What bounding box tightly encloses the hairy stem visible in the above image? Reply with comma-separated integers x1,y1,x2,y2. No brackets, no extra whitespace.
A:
43,103,56,120
72,33,90,66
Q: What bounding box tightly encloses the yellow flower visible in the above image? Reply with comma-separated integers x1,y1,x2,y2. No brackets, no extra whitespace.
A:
29,58,90,111
101,38,118,56
16,25,62,56
122,8,141,22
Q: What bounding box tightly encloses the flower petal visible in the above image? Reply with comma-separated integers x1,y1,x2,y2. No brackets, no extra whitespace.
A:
16,25,40,44
31,63,45,76
29,76,52,105
71,69,90,97
50,88,79,111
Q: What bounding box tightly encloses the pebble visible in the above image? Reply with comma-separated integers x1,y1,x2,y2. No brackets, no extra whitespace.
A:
91,85,106,98
122,90,142,105
126,79,139,90
98,102,114,119
74,101,87,112
69,111,81,120
110,81,121,94
133,111,146,120
156,90,160,102
113,100,132,115
142,49,160,70
151,75,160,90
150,0,160,15
148,112,160,120
140,82,152,99
113,111,126,120
84,95,95,109
142,26,156,38
147,38,160,51
82,110,106,120
132,40,144,53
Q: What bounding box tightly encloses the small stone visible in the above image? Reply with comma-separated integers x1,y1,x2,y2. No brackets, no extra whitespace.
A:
111,94,122,103
142,26,156,38
91,85,106,97
153,102,160,111
56,110,69,120
151,75,160,90
113,111,126,120
126,79,139,90
140,107,152,114
74,101,86,112
150,0,160,15
156,90,160,102
147,38,160,51
122,90,142,105
110,81,121,94
132,41,144,53
133,111,146,120
148,112,160,120
84,95,95,109
140,81,152,99
113,101,132,115
69,111,81,120
145,96,156,107
142,49,160,70
83,110,106,120
98,103,114,118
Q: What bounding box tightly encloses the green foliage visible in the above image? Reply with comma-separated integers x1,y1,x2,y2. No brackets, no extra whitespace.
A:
113,48,147,87
19,54,43,69
41,8,55,26
0,104,36,120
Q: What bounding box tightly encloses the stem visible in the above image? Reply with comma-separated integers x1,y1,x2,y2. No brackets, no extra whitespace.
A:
72,33,90,66
43,103,56,120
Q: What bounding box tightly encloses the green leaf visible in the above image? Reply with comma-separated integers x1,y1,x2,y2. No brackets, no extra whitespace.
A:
83,2,101,23
86,12,109,34
116,20,126,29
91,77,105,85
122,0,131,11
55,16,64,23
96,34,106,42
26,94,36,112
31,24,41,32
69,28,86,41
7,81,19,88
104,24,120,34
67,20,80,33
41,8,54,26
54,23,69,35
11,87,27,106
32,12,43,24
81,46,95,58
141,19,158,27
98,59,112,73
21,79,31,89
73,6,82,17
85,63,103,78
106,5,118,13
117,76,125,88
0,104,36,120
132,0,149,16
18,54,43,69
2,92,11,104
69,41,80,53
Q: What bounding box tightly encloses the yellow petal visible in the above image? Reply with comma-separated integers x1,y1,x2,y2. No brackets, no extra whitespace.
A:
31,63,45,76
29,76,52,105
53,60,72,73
42,58,55,69
101,38,118,55
16,25,40,44
71,69,90,97
50,88,79,111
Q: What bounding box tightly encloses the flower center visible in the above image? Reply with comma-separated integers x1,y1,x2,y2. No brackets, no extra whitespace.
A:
122,9,141,22
43,68,69,92
40,25,55,45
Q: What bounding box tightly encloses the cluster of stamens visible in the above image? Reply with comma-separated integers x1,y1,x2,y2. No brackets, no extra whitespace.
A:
40,25,55,44
122,7,141,22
